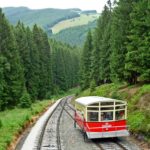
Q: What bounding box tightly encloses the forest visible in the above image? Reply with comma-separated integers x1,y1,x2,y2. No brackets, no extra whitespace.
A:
52,20,97,46
0,0,149,149
0,8,79,111
0,0,150,110
80,0,150,90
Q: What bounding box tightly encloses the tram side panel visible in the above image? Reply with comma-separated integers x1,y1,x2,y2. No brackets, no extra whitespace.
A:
84,120,128,132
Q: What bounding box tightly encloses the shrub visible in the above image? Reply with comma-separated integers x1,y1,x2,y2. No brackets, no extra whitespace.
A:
128,111,145,132
90,80,96,92
19,90,31,108
111,91,122,100
45,91,52,99
0,119,2,128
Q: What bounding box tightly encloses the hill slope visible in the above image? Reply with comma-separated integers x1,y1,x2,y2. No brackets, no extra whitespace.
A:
51,20,97,46
2,7,99,46
51,14,99,34
2,7,80,29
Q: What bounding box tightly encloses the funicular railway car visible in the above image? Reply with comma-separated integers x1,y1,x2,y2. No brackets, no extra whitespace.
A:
74,96,129,139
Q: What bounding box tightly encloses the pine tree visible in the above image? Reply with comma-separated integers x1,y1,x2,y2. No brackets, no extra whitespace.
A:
15,22,32,94
33,25,48,99
0,9,24,108
52,45,67,92
125,0,150,83
80,30,93,90
41,32,53,94
110,0,133,82
90,28,101,85
99,4,112,83
0,56,6,110
26,27,40,100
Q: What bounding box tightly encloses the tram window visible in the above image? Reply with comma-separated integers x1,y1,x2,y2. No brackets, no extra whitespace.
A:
101,112,113,121
87,107,99,111
101,107,114,111
89,103,99,106
101,102,114,106
87,112,99,122
115,101,123,105
115,110,125,120
116,105,125,110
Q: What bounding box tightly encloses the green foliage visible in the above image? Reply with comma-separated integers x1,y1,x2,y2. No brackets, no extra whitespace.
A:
0,120,2,128
79,83,121,97
33,25,53,99
81,0,150,89
19,90,31,108
3,7,80,29
0,99,52,150
80,30,93,90
51,21,97,46
51,39,80,92
3,7,98,46
0,8,24,110
128,84,150,109
111,91,122,100
110,0,133,82
125,0,150,84
128,111,145,132
90,80,96,92
0,8,80,110
45,91,52,99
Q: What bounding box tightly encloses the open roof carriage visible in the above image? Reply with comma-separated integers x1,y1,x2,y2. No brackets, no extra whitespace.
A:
74,96,129,139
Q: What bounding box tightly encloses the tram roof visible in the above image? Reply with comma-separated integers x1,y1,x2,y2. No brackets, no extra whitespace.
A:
75,96,125,106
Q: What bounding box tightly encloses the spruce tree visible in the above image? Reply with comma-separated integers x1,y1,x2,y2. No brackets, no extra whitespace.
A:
81,30,93,90
0,9,24,108
110,0,133,82
90,28,100,85
33,25,47,99
99,4,112,83
125,0,150,83
0,56,6,110
26,27,40,100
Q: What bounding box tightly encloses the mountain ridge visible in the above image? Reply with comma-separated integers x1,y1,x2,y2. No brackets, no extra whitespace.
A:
2,7,98,46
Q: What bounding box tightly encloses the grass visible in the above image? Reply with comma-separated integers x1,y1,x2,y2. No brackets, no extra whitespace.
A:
79,83,122,98
0,100,52,150
52,14,99,34
51,87,80,100
0,87,79,150
78,83,150,142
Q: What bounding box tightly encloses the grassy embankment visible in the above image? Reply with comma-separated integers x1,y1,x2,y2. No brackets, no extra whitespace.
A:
77,83,150,143
0,87,79,150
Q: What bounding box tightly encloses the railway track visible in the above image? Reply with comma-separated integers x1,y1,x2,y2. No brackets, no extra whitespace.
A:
39,97,68,150
22,96,140,150
94,140,128,150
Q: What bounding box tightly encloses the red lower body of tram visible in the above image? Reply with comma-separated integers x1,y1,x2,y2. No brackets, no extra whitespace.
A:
75,112,129,139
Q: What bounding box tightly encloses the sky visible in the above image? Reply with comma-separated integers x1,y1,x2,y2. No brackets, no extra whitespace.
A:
0,0,108,13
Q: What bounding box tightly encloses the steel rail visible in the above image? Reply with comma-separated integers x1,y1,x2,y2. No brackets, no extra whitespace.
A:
39,97,67,150
38,100,62,150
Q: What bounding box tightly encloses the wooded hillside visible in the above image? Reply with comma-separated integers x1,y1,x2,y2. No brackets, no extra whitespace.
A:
80,0,150,90
0,8,80,111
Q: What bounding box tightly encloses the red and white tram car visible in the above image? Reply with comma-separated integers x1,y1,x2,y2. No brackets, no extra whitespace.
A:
74,96,129,139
